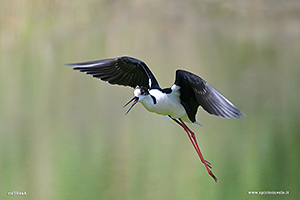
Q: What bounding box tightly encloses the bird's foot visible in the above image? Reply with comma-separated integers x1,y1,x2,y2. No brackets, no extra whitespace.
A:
208,170,218,182
205,160,212,169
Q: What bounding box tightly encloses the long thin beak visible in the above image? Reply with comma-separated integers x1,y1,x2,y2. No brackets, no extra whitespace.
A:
123,96,139,115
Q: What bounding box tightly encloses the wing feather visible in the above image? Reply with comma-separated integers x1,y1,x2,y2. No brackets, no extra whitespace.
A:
66,56,160,89
175,69,244,121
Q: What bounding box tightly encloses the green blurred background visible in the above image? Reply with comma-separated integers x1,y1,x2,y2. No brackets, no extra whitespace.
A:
1,0,299,199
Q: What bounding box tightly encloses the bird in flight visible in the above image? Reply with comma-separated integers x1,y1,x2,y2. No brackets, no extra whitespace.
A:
66,56,244,182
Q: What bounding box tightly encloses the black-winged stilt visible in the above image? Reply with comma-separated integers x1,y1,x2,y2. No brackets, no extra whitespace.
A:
66,56,244,182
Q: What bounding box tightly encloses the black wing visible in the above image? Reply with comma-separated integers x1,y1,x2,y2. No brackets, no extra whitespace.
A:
66,56,160,89
175,70,244,122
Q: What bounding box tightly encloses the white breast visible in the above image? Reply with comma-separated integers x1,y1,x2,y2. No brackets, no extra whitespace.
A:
139,87,187,119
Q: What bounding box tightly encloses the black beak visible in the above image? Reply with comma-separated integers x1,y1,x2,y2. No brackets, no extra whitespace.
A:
123,96,139,115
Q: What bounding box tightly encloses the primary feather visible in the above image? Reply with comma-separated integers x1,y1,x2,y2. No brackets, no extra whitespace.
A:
66,56,160,89
175,70,244,121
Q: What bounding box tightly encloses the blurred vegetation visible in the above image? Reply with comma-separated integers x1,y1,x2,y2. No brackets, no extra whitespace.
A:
1,0,300,199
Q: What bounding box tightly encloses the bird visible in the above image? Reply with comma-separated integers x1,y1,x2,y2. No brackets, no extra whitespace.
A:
66,56,244,182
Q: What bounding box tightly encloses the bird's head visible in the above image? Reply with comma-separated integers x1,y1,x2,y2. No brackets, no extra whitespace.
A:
134,87,149,101
123,87,149,115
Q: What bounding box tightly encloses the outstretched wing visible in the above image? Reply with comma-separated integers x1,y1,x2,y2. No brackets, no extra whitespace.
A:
66,56,160,89
175,69,244,122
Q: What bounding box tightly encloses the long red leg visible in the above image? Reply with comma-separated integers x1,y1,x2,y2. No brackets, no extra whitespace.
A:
170,116,218,182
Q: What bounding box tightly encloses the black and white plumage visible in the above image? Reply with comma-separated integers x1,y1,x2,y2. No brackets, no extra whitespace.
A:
66,56,244,182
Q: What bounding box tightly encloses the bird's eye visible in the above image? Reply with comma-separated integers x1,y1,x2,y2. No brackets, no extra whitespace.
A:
140,88,148,95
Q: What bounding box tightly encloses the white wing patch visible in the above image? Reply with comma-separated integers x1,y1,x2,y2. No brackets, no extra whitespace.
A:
148,78,152,88
171,84,180,91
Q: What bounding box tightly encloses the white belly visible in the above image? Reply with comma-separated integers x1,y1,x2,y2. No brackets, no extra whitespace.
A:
140,89,187,119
